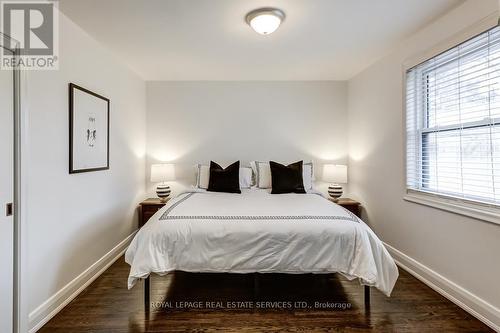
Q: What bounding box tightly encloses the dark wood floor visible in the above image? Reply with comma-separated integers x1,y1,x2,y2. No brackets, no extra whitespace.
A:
39,256,493,333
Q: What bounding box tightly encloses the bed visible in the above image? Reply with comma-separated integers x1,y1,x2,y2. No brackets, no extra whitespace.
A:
125,188,399,307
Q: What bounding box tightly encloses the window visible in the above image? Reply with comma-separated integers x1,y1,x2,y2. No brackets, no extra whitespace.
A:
406,26,500,206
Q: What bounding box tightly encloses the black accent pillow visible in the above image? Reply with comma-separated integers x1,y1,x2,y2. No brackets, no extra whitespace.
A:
207,161,241,194
270,161,306,194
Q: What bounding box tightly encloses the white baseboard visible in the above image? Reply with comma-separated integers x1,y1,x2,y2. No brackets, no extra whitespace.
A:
384,242,500,332
29,231,137,333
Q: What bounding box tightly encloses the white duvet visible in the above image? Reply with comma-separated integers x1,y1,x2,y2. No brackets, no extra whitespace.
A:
125,189,398,296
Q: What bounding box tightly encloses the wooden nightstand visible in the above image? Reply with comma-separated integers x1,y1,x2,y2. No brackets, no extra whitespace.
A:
331,198,361,218
139,198,169,228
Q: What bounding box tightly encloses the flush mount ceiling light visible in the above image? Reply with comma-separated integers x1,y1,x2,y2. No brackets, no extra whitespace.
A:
245,8,285,35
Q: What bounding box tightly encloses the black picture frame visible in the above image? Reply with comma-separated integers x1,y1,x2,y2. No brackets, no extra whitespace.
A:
69,83,110,174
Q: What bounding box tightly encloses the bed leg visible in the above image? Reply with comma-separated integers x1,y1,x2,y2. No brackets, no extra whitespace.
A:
364,285,370,308
144,276,150,311
253,273,260,299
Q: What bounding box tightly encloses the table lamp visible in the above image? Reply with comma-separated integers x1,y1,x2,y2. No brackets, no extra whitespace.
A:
323,164,347,202
151,163,175,202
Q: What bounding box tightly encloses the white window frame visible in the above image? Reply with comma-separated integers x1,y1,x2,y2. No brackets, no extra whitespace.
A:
402,14,500,225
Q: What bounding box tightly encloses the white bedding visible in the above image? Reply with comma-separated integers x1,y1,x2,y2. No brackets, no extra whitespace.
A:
125,189,398,296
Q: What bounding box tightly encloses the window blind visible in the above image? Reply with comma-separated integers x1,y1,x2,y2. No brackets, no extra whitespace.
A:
406,25,500,206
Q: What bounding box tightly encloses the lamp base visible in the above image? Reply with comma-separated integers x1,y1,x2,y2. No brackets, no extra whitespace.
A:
328,184,343,201
156,184,171,201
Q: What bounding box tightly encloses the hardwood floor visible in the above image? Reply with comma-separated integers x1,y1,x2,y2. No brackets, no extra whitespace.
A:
39,256,493,333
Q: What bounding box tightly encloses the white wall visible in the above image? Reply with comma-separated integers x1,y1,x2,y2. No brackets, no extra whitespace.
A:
26,10,146,329
146,81,348,196
348,0,500,329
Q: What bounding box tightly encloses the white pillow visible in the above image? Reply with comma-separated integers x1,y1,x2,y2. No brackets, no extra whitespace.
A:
196,164,210,189
239,167,253,189
255,161,271,188
250,161,258,184
252,161,313,190
196,164,253,189
303,163,313,190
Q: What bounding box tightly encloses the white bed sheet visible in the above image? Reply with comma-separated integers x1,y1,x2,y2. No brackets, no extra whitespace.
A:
125,189,398,296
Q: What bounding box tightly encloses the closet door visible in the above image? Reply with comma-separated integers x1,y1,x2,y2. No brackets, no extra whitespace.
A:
0,47,14,333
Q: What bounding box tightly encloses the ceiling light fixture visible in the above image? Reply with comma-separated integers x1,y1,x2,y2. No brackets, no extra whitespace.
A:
245,8,285,35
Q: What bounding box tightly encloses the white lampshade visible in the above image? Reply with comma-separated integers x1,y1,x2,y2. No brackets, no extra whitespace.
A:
246,8,285,35
249,14,281,34
150,163,175,182
323,164,348,184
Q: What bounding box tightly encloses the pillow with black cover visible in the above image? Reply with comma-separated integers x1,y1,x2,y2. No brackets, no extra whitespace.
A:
270,161,306,194
207,161,241,194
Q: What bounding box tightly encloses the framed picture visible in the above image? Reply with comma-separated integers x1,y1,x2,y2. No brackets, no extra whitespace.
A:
69,83,110,173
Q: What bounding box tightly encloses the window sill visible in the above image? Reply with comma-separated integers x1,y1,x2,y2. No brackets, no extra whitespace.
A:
404,191,500,226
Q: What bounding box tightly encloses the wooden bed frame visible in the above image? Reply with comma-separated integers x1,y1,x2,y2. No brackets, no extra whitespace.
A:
143,274,370,310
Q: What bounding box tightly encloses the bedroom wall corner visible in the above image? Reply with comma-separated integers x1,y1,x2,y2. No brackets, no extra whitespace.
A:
347,0,500,330
25,8,147,332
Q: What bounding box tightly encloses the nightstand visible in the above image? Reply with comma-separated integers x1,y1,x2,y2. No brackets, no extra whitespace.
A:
139,198,169,228
331,198,361,218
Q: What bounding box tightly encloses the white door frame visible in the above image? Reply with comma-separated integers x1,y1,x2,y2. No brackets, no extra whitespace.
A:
1,32,27,333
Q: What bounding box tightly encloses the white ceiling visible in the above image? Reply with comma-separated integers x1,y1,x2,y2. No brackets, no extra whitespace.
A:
59,0,463,81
